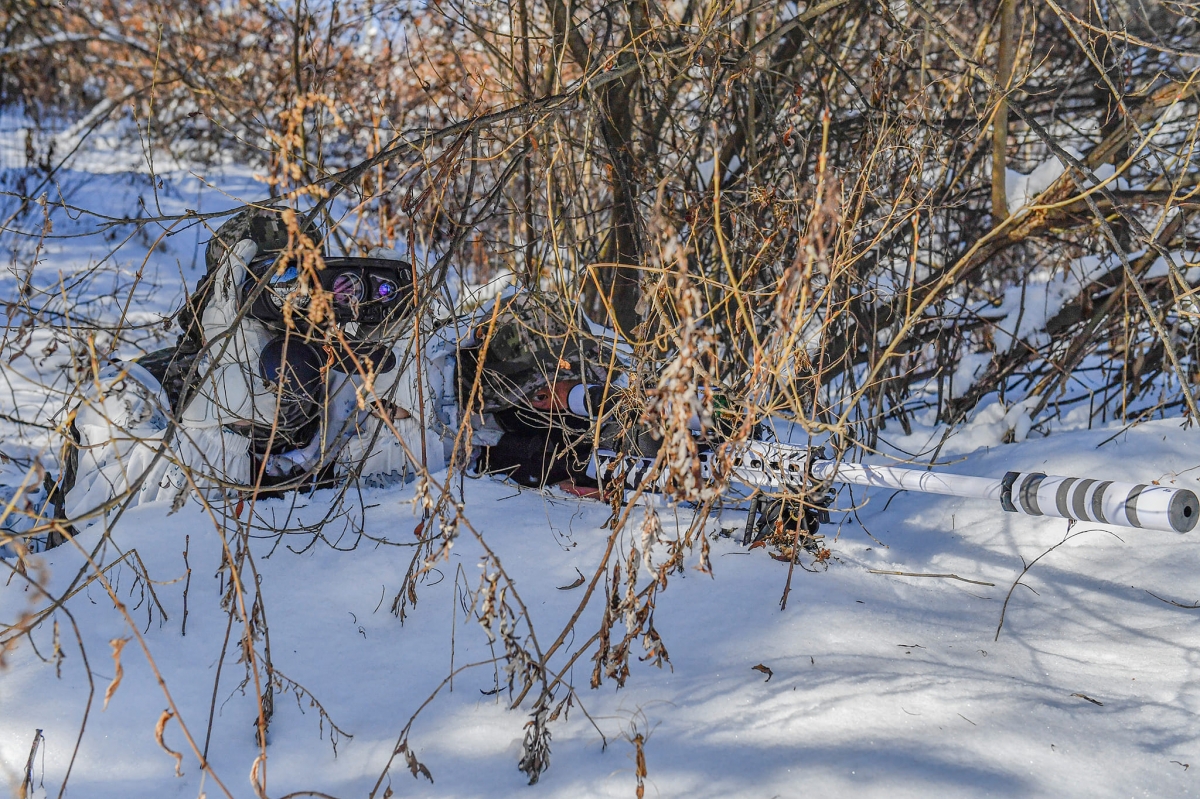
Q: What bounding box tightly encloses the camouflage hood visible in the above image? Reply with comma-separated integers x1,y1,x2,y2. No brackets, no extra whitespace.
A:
462,290,621,414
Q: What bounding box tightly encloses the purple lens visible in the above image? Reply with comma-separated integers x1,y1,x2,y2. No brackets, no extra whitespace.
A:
376,279,396,301
332,273,364,306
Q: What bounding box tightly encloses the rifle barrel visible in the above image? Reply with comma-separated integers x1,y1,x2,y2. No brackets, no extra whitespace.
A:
727,442,1198,534
810,461,1000,500
594,441,1199,533
812,462,1196,533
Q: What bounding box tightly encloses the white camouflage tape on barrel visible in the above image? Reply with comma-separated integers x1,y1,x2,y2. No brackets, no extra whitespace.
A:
1001,471,1198,533
589,442,1199,534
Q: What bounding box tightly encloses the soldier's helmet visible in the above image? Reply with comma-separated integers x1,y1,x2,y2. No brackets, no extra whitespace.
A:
464,291,615,414
204,205,324,273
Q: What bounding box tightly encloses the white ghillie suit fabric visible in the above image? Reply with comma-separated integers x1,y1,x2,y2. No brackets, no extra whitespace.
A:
63,241,446,529
66,360,179,522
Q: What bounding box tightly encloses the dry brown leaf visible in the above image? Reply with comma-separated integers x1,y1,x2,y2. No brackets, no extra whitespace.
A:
403,744,434,783
557,568,586,590
250,753,268,798
155,709,184,777
633,732,646,799
751,663,774,682
103,637,129,710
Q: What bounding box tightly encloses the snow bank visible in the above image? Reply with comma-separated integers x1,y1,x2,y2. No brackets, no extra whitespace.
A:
4,415,1200,798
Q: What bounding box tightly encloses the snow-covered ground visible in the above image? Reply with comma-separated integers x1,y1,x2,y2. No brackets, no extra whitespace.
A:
5,417,1200,798
4,153,1200,798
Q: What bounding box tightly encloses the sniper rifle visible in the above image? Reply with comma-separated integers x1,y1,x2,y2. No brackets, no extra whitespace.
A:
590,440,1199,540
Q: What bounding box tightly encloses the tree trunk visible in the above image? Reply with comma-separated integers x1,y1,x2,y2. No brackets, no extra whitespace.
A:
991,0,1016,221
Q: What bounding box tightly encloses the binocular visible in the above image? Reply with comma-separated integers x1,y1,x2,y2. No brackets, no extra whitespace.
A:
244,256,415,329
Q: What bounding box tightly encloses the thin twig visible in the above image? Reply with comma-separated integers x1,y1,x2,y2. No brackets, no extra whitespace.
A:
868,569,995,586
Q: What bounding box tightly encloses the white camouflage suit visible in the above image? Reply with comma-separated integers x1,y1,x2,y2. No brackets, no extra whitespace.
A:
62,236,451,529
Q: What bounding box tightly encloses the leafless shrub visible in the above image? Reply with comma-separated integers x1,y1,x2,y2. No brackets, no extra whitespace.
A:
3,0,1200,793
